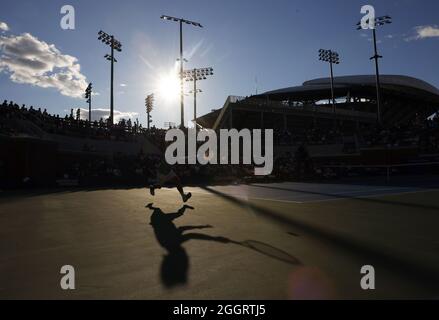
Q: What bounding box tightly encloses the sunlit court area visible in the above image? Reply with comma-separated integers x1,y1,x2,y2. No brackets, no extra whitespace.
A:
1,0,439,307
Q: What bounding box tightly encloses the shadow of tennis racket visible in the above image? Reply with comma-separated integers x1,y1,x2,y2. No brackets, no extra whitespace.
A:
233,240,302,265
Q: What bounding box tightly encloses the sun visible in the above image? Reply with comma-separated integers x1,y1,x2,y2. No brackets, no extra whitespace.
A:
157,71,180,102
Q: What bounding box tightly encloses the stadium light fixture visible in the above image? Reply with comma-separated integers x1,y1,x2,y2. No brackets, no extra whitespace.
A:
318,49,341,116
164,121,176,129
160,15,203,128
85,83,93,123
182,67,213,129
356,15,392,124
145,94,154,130
98,30,122,126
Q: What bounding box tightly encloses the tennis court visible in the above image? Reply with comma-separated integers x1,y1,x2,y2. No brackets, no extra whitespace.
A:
1,176,439,299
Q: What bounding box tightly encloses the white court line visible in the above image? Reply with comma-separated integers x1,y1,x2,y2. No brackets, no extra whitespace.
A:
302,188,439,204
242,188,429,205
251,184,412,195
244,196,304,204
326,187,413,195
158,186,439,205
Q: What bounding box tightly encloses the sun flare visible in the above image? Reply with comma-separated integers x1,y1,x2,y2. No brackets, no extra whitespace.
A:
157,71,180,102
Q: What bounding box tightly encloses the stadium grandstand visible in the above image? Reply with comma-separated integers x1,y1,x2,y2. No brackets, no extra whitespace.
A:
1,74,439,188
199,75,439,131
0,100,165,188
197,74,439,179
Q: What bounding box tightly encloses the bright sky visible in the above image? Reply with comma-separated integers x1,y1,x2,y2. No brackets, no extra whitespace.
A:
0,0,438,127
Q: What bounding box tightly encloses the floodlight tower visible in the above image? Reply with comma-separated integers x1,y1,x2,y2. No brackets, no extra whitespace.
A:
145,94,154,130
357,15,392,124
160,15,203,128
319,49,341,115
183,67,214,130
98,30,122,126
85,83,92,123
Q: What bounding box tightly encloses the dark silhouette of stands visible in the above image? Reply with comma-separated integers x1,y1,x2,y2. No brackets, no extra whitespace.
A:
2,99,439,189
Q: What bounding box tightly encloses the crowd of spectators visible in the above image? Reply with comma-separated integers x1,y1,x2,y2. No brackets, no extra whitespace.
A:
274,127,344,146
3,99,438,153
0,100,169,142
272,115,439,154
2,99,439,188
272,145,316,180
358,116,439,153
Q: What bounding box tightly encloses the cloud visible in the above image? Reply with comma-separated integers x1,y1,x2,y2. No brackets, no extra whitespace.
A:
76,108,139,122
120,83,127,87
0,21,9,32
415,25,439,39
405,25,439,41
0,32,88,98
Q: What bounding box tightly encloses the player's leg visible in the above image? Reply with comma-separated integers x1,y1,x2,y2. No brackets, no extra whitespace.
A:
150,160,172,196
177,184,191,202
149,174,163,196
170,172,192,202
151,169,192,202
149,184,156,196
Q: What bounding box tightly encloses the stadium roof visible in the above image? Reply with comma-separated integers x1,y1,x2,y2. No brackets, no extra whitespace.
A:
260,75,439,103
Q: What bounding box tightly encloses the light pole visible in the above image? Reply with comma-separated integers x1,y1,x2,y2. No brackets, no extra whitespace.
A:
98,30,122,126
319,49,340,115
85,83,92,123
145,94,154,130
160,15,203,128
357,15,392,124
183,67,214,130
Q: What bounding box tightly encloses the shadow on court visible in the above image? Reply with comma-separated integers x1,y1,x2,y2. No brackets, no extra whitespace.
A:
146,203,301,288
250,183,439,212
200,186,439,295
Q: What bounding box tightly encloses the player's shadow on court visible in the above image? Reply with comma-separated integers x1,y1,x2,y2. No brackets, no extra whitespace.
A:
146,203,231,288
146,203,301,288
